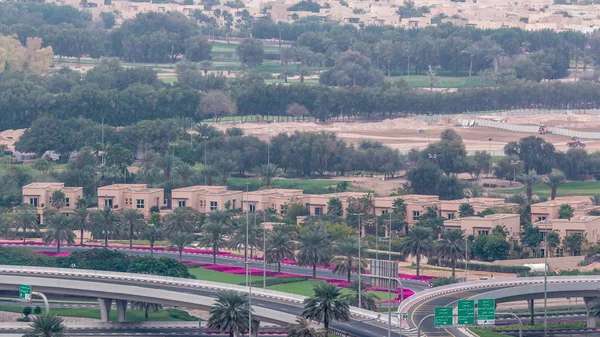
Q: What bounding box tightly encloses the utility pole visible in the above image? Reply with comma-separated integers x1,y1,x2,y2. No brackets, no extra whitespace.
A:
101,117,105,166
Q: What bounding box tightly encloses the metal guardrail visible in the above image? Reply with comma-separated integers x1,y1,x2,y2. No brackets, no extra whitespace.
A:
0,265,383,324
397,275,600,316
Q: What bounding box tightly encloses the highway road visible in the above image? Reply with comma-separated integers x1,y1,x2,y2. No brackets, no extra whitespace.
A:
21,244,430,292
0,268,414,337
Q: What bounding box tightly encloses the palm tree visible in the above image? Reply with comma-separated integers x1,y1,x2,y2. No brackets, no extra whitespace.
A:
198,221,230,265
50,190,65,210
341,280,378,311
591,194,600,206
207,291,250,337
398,227,433,277
544,169,566,200
24,313,67,337
91,207,121,248
43,214,76,253
72,206,89,246
285,317,325,337
302,283,350,335
174,163,196,186
331,236,366,282
130,301,163,321
265,226,295,273
229,219,261,262
260,164,278,187
121,209,146,249
458,203,474,218
587,299,600,320
167,232,195,261
162,206,198,236
0,214,11,239
145,225,163,258
437,230,465,277
297,224,332,278
12,205,39,242
519,169,540,202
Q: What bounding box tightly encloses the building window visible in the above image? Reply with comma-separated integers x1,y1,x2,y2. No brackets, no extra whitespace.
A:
210,201,218,211
178,200,186,208
315,207,323,216
65,198,70,207
48,196,52,204
477,229,489,236
125,198,132,205
249,204,256,213
447,213,454,220
199,200,204,207
136,199,145,209
280,204,288,216
232,200,236,209
412,211,420,221
537,216,546,221
104,199,113,208
29,198,38,208
381,210,388,215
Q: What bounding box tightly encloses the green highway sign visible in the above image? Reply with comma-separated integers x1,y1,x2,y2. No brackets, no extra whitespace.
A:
434,307,453,327
19,284,31,300
457,300,475,325
477,299,496,325
402,313,408,319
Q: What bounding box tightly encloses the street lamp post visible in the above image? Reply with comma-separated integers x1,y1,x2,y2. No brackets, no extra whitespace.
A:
266,121,272,166
261,201,268,288
488,138,493,178
246,182,252,337
349,213,364,309
544,216,549,337
202,136,209,185
510,160,520,185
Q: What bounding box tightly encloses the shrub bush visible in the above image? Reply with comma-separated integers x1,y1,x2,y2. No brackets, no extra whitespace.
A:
166,309,199,321
437,259,530,273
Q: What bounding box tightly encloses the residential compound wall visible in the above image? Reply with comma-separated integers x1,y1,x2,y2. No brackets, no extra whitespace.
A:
44,0,600,32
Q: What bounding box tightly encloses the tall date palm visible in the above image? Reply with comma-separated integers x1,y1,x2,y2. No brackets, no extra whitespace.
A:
302,283,350,335
297,224,332,278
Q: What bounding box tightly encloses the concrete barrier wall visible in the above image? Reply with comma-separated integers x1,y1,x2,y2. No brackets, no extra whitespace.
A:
491,256,585,271
458,119,600,140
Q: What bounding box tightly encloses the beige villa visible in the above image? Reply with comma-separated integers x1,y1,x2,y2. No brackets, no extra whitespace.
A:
97,184,164,215
171,185,243,212
530,197,600,223
22,182,83,223
444,213,521,240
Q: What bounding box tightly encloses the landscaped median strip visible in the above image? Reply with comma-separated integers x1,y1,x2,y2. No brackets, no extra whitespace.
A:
31,251,416,303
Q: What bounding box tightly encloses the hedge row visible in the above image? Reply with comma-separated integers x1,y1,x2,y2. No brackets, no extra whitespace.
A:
437,259,531,274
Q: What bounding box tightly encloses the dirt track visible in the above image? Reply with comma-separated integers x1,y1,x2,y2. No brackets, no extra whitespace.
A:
214,114,600,153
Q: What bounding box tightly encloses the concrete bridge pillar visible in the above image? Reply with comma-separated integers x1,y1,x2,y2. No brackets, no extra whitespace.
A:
98,298,112,322
527,299,534,325
116,299,128,323
252,320,260,337
584,297,598,328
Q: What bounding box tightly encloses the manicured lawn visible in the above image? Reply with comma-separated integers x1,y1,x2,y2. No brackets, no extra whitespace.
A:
188,267,271,284
226,177,350,194
0,305,197,322
110,240,169,246
497,181,600,197
470,328,511,337
389,74,489,88
211,41,280,54
267,279,390,300
160,77,177,84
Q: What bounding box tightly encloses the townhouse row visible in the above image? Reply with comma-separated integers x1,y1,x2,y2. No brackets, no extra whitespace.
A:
21,182,600,245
